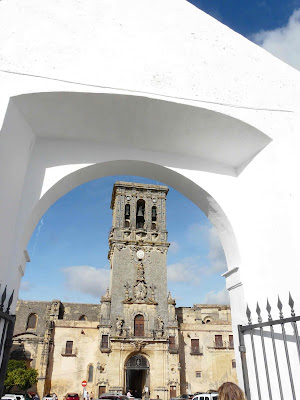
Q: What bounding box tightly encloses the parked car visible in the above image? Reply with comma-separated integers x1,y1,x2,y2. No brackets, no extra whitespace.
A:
43,394,58,400
65,394,79,400
171,395,193,400
192,394,218,400
1,395,25,400
99,395,129,400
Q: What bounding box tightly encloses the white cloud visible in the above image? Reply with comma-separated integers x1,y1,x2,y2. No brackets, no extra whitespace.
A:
20,281,32,292
204,287,230,305
252,8,300,70
167,259,198,283
62,266,110,298
167,224,226,283
169,241,180,254
187,223,227,274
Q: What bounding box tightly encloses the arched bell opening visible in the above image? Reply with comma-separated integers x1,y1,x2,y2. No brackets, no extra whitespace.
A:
125,354,150,399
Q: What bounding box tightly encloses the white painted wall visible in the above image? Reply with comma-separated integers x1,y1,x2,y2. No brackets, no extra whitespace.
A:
1,0,300,398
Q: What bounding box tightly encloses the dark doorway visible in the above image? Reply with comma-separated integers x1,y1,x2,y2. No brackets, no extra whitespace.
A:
126,368,147,398
126,354,149,398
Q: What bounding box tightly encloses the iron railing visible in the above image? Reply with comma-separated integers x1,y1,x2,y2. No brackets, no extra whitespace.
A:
238,293,300,400
0,285,15,396
190,346,203,355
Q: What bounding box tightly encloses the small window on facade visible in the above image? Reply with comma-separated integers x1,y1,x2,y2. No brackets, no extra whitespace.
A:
79,315,87,321
101,335,109,349
196,371,202,378
215,335,223,347
191,338,200,353
229,334,234,348
232,359,236,368
65,341,73,354
88,364,93,382
169,336,176,349
136,200,145,229
26,313,37,329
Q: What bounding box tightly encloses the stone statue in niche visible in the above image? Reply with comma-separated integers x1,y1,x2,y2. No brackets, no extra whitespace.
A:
116,317,124,336
124,282,132,302
157,316,164,335
136,262,145,280
134,281,147,301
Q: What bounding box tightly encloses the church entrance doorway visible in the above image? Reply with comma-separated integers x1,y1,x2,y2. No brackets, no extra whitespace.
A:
125,354,149,399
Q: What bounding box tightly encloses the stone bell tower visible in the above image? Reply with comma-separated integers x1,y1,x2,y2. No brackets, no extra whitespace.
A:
108,181,170,333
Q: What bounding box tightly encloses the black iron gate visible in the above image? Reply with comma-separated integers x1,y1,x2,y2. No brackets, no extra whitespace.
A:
0,286,15,396
238,293,300,400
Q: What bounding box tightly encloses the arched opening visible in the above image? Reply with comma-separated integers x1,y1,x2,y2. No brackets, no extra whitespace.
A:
88,364,93,382
26,313,37,330
79,315,87,321
125,354,149,398
136,200,145,229
17,162,244,394
134,315,144,337
125,204,130,227
151,206,157,230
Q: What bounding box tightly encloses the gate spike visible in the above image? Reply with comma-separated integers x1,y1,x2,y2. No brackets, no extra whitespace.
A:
0,285,7,311
277,296,284,319
288,292,295,317
266,299,272,321
6,289,14,313
246,304,252,324
256,302,262,323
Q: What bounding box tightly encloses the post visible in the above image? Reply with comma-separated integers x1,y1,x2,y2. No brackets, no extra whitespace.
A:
238,325,251,400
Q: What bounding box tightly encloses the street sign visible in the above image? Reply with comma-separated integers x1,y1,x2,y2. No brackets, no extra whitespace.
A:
82,381,87,387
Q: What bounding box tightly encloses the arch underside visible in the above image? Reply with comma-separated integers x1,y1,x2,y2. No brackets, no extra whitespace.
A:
11,91,271,177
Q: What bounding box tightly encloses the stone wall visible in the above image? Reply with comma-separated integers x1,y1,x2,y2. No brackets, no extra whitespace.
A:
177,305,237,393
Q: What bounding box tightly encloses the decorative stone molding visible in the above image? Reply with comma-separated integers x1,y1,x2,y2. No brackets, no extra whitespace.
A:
130,340,147,351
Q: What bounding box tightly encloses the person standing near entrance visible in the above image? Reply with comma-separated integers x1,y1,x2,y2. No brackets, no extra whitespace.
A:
127,390,133,398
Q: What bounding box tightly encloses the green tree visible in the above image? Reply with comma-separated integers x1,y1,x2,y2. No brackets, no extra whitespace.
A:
4,360,38,392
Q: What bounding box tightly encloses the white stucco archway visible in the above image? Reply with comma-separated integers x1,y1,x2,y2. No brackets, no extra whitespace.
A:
1,0,300,396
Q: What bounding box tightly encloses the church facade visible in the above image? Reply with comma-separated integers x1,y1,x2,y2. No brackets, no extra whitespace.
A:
11,182,237,398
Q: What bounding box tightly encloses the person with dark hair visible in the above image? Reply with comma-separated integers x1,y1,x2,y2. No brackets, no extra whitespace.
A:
218,382,246,400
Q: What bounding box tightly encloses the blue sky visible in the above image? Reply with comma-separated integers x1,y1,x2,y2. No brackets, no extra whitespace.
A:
189,0,300,37
20,2,300,306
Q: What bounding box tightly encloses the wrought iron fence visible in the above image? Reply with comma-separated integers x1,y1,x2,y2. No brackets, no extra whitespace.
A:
0,285,15,396
238,293,300,400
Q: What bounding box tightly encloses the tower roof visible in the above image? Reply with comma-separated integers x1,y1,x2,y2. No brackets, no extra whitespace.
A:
111,181,169,209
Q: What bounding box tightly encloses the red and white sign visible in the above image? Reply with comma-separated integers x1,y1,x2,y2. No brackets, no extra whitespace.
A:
82,381,87,387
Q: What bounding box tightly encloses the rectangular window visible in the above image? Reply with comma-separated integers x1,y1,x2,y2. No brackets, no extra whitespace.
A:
229,335,234,348
191,338,200,353
65,341,73,354
169,336,176,349
196,371,202,378
232,359,236,368
215,335,223,348
101,335,109,348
